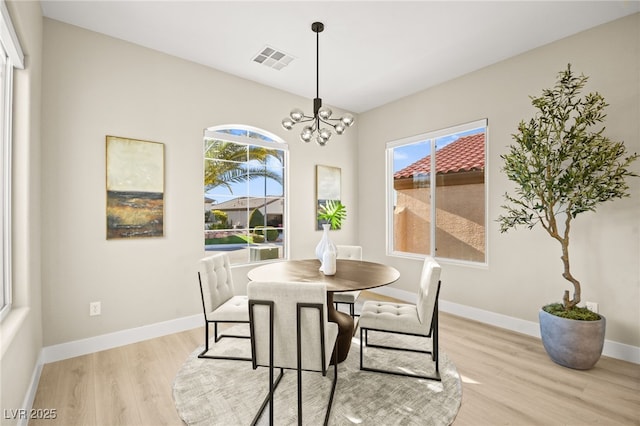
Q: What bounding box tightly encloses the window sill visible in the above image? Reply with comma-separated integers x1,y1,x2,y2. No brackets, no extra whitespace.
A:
1,307,29,359
387,251,488,269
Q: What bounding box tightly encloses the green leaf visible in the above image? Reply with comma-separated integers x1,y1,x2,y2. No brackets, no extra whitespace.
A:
317,200,347,230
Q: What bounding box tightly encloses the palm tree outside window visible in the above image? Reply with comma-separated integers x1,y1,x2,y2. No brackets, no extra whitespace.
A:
204,126,288,265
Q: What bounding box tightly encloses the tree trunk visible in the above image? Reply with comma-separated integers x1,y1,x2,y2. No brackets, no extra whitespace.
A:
560,237,581,310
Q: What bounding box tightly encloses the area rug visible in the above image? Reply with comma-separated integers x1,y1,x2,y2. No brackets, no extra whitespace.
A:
173,325,462,425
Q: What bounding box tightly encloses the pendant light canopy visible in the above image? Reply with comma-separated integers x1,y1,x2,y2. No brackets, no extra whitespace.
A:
281,22,355,146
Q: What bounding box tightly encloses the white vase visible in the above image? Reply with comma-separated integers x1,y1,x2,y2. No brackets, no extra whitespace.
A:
315,223,337,269
321,249,336,275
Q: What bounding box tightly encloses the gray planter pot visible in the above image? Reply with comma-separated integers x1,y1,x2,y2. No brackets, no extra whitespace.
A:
538,309,606,370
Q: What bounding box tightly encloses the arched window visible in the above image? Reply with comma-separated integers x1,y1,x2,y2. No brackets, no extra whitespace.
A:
204,125,288,265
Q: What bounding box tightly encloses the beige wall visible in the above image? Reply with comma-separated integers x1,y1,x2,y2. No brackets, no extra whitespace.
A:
0,1,43,422
359,13,640,346
39,18,359,346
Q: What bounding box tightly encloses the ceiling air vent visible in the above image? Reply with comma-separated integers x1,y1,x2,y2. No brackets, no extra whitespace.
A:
252,46,294,70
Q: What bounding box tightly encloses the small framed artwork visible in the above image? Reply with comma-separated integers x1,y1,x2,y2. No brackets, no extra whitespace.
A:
106,136,165,239
316,165,341,230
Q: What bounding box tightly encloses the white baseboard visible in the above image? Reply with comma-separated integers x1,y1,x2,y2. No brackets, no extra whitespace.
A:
599,340,640,364
368,287,640,364
17,359,43,426
40,313,202,364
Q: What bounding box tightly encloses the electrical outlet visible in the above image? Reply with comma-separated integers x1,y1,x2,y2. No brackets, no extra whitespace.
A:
89,301,101,316
585,301,598,313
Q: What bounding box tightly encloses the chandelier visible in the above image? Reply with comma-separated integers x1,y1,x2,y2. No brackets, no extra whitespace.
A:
281,22,355,146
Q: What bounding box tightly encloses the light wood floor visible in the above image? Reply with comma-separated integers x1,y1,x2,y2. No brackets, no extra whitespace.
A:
31,292,640,426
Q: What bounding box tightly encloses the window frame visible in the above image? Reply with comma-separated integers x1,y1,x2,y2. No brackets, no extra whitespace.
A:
203,125,289,266
0,0,24,322
385,119,488,267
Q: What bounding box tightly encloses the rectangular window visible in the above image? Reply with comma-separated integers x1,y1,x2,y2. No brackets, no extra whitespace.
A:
387,119,487,264
1,1,24,321
1,41,8,317
204,129,287,265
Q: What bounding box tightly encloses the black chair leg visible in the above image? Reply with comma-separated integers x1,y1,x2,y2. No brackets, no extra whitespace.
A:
251,368,284,426
204,321,210,352
335,301,357,318
323,342,338,426
198,320,252,361
359,326,441,381
198,321,212,358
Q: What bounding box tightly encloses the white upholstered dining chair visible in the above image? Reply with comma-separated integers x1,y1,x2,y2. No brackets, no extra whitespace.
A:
247,281,339,426
358,257,442,380
333,245,363,317
197,253,251,361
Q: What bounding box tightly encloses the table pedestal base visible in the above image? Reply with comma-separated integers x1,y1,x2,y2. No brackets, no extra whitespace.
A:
327,293,354,363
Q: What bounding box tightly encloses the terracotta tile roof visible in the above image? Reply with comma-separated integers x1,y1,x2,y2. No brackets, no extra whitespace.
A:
394,132,485,179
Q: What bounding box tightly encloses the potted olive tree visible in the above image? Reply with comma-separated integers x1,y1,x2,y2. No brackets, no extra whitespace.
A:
498,64,638,369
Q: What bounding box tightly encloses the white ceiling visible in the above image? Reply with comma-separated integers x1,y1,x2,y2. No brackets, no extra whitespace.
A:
40,1,639,113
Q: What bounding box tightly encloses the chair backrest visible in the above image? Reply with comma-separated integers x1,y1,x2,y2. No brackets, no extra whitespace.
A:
416,257,442,329
197,253,235,314
247,281,337,372
336,245,362,260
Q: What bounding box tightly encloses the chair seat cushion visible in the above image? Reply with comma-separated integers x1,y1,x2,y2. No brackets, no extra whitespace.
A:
332,290,361,304
358,301,426,336
207,295,249,322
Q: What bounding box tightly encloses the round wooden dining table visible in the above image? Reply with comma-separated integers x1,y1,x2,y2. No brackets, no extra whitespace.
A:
247,258,400,363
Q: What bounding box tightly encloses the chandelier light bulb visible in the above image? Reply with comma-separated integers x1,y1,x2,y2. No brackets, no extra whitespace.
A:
341,113,355,127
335,123,346,135
282,117,294,130
318,106,332,120
319,127,332,140
290,108,304,122
300,125,314,142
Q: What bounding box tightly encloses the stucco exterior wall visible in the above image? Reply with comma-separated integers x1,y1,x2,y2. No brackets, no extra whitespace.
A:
394,182,485,262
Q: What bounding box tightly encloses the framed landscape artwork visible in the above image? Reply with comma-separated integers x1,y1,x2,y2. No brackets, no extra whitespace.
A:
106,136,164,239
316,165,341,230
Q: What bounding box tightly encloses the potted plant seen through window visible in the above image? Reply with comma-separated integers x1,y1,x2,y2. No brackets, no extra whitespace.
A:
498,64,638,369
